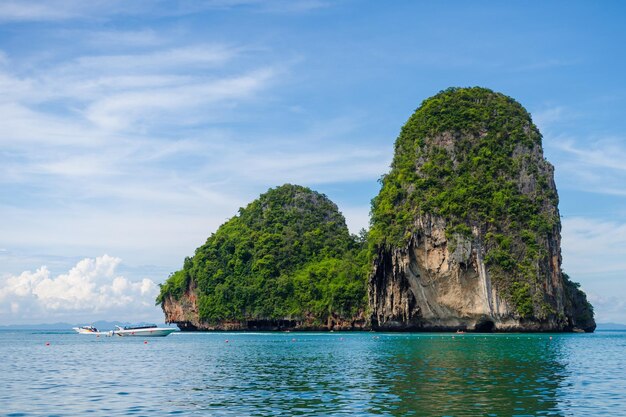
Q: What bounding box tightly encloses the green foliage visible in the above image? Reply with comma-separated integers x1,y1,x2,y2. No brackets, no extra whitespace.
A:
510,281,533,318
157,184,368,324
155,269,189,304
563,272,595,329
370,87,560,317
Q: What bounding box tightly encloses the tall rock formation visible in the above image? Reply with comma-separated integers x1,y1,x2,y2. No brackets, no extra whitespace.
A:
368,87,595,332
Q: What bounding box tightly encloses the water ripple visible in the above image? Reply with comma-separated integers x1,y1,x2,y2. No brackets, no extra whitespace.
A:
0,331,625,415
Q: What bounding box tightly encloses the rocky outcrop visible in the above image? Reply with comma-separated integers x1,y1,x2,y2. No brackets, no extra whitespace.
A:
368,87,595,332
160,88,595,333
159,184,368,331
368,214,575,331
161,281,201,331
563,274,596,332
162,287,368,331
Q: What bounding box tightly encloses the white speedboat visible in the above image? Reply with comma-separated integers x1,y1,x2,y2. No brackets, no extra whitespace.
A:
73,325,103,335
112,324,176,337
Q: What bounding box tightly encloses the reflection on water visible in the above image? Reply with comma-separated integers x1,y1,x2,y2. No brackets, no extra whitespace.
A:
0,331,624,416
375,334,563,416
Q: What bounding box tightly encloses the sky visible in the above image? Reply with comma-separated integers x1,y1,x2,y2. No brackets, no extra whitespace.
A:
1,0,625,325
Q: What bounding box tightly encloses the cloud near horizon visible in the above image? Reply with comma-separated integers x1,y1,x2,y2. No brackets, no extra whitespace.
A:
0,255,162,324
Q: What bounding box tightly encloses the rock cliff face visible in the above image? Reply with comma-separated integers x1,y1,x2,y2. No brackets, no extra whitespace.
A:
368,87,595,332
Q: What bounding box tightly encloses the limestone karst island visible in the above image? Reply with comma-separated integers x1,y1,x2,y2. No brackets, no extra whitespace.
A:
157,87,595,333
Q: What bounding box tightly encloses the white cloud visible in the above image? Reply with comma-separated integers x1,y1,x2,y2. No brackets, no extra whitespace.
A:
340,205,371,234
537,107,626,199
85,29,163,48
561,217,626,275
531,106,565,131
0,43,260,132
217,141,390,185
556,139,626,172
0,255,161,324
0,1,80,21
0,0,183,22
0,103,107,148
561,216,626,324
0,1,329,22
69,45,238,75
0,15,387,327
587,293,626,324
84,68,275,131
532,105,626,198
544,136,626,197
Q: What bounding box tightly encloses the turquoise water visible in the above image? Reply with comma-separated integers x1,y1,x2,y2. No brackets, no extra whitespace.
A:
0,331,624,416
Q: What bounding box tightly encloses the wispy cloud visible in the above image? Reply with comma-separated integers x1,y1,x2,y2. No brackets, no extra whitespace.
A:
69,45,238,74
0,31,385,276
556,139,626,172
84,68,276,130
586,293,626,324
0,0,329,22
0,1,80,22
531,106,566,131
84,29,164,48
544,136,626,196
1,125,389,262
560,216,626,323
562,217,626,276
0,103,105,147
532,103,626,199
207,123,390,185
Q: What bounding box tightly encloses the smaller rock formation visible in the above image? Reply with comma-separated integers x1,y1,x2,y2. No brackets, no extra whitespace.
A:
159,184,368,331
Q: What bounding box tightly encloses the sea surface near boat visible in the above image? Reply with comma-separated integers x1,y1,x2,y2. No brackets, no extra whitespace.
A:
1,330,625,416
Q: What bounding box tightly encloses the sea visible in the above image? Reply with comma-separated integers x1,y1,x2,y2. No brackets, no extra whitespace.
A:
0,330,624,416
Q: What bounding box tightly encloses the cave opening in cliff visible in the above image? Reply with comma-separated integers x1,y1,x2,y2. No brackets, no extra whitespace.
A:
474,320,495,333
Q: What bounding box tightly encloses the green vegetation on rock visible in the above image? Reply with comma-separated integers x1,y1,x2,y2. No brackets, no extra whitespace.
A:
157,184,368,325
370,87,562,318
563,272,596,331
158,86,594,331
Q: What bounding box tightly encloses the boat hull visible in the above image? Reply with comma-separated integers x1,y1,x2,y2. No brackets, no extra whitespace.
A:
113,328,176,337
73,327,104,335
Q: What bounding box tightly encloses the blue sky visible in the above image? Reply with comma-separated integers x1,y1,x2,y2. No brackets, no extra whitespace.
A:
1,0,625,324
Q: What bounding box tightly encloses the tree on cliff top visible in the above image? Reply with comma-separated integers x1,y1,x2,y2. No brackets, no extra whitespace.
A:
157,184,368,324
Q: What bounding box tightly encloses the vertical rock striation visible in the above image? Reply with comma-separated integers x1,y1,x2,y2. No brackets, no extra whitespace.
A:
368,87,595,332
